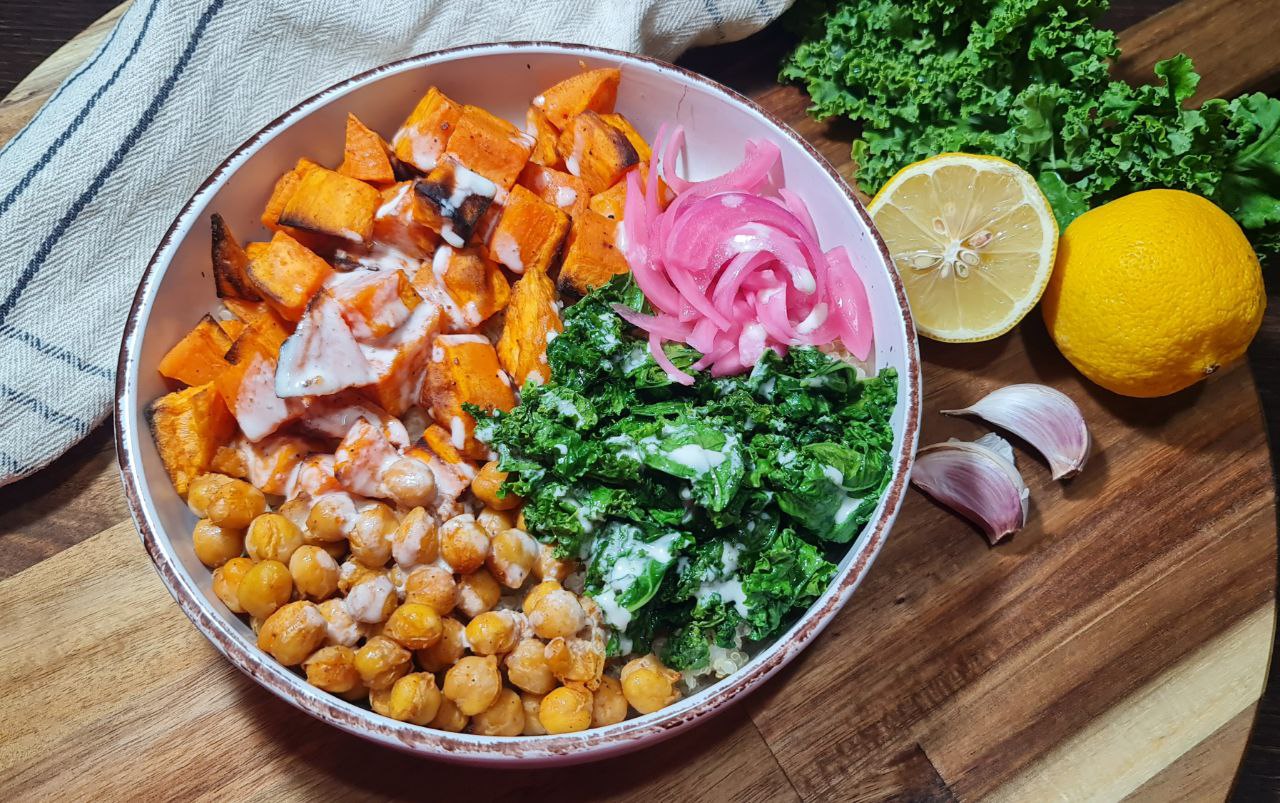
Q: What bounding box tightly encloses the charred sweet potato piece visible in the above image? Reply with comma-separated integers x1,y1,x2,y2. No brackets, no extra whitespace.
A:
488,184,570,275
411,245,510,331
526,106,563,168
517,162,592,220
222,299,293,356
211,214,260,301
392,87,464,173
536,68,621,130
599,113,651,162
157,314,233,387
422,335,516,460
412,159,498,247
372,181,439,256
558,210,629,296
245,231,334,322
338,114,397,185
497,268,562,387
558,111,640,194
278,166,381,244
146,382,235,495
262,158,322,230
443,105,535,191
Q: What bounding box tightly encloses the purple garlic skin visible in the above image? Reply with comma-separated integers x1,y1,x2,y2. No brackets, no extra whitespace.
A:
942,384,1090,480
911,433,1029,545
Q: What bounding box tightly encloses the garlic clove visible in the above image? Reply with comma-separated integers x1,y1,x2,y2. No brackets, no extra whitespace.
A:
941,383,1091,480
911,434,1029,545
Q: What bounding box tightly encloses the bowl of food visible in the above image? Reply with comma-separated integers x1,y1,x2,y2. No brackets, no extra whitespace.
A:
115,42,921,765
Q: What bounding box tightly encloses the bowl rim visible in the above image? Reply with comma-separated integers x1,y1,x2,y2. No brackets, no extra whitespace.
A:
115,40,921,765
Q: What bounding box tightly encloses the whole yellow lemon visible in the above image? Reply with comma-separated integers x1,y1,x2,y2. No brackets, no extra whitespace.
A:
1042,190,1264,398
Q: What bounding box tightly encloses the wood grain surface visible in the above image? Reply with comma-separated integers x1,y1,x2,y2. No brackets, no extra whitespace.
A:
1,1,1277,800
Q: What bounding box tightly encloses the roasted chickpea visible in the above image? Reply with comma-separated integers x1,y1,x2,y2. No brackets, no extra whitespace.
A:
522,580,562,616
383,457,438,509
192,519,244,568
485,528,539,589
258,600,327,665
277,496,311,531
245,513,304,563
416,617,467,672
391,507,438,568
505,638,556,694
383,603,444,650
354,635,412,690
288,545,339,600
470,688,524,736
476,506,516,538
533,542,576,583
455,568,502,619
337,559,380,595
306,493,356,542
592,674,628,727
544,637,605,689
465,610,525,656
440,514,490,574
316,598,363,647
376,672,442,725
442,655,502,716
539,685,593,734
620,654,681,714
429,696,469,733
187,473,236,518
529,589,587,640
237,559,293,620
344,574,397,624
404,565,457,615
471,461,521,510
520,691,548,735
303,645,360,693
350,503,397,568
212,556,254,613
206,478,266,529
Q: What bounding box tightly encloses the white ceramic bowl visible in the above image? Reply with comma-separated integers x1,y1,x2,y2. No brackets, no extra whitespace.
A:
116,42,921,766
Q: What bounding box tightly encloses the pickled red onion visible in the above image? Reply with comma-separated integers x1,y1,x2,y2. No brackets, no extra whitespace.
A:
617,126,873,385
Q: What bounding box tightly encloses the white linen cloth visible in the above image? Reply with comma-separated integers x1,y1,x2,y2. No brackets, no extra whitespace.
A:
0,0,791,486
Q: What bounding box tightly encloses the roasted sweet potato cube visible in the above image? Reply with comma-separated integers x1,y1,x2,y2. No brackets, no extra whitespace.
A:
558,111,640,194
517,162,592,220
372,181,439,256
422,335,516,460
231,434,315,496
210,444,249,479
526,106,563,168
411,245,510,331
158,314,233,387
245,231,334,322
392,87,464,172
338,114,397,185
536,68,621,130
588,177,628,221
599,113,651,162
262,158,322,230
217,318,247,341
335,418,401,498
419,425,468,465
498,268,562,387
211,214,260,301
222,298,293,355
146,382,235,495
328,269,421,340
443,105,535,191
278,166,381,243
360,301,441,417
488,185,570,275
412,159,498,247
215,348,297,442
558,210,629,296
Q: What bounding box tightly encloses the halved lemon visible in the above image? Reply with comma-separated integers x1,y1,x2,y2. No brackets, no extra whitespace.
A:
866,153,1058,342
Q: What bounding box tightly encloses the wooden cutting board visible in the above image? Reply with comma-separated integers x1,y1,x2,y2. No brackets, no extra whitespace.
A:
1,1,1276,800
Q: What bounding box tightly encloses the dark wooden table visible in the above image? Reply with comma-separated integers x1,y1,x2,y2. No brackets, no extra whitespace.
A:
2,1,1279,799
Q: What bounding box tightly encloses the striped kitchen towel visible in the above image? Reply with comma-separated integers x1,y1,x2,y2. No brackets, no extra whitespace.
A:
0,0,791,486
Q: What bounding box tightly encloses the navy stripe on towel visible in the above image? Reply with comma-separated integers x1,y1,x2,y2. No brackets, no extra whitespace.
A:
0,0,162,217
0,324,113,379
0,383,91,436
0,0,228,353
